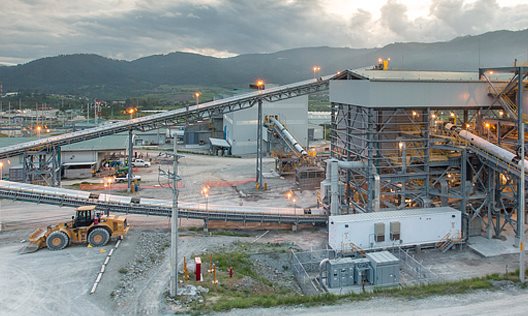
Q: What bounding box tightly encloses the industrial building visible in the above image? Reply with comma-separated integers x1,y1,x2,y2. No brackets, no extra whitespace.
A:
0,134,129,181
322,67,527,249
223,96,308,155
307,111,330,141
0,65,525,265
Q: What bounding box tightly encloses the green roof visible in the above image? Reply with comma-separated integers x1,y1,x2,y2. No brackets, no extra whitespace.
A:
62,134,128,151
0,134,128,152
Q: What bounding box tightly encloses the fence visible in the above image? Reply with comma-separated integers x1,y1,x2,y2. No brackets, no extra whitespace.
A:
391,247,440,285
290,249,336,295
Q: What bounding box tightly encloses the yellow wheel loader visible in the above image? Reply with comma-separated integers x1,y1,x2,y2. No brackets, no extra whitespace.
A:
21,205,129,253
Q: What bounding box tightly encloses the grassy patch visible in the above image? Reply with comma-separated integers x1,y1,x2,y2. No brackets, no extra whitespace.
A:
205,276,500,312
210,231,252,238
186,244,528,313
373,277,494,298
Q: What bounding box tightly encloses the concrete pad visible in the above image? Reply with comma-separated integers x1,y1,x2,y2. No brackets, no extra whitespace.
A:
326,284,374,295
468,236,521,257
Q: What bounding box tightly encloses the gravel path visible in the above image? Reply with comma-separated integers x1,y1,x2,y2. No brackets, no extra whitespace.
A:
219,288,528,316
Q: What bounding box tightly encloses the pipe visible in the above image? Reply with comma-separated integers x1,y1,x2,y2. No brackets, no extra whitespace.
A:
337,161,367,169
330,160,339,215
325,158,380,214
319,258,330,285
445,123,528,171
269,116,308,156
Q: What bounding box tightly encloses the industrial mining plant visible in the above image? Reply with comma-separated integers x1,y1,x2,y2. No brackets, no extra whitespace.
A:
0,61,527,300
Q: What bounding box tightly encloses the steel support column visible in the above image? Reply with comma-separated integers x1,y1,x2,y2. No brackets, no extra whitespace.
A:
128,128,134,192
256,98,264,188
51,146,61,187
366,108,375,212
23,147,61,186
516,67,525,282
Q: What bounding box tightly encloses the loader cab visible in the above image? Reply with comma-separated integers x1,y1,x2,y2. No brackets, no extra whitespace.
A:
73,206,96,228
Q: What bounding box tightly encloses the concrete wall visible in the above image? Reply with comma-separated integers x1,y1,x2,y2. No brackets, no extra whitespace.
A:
330,80,494,108
224,95,308,155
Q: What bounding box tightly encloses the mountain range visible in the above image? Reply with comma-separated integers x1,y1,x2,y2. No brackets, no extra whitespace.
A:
0,29,527,98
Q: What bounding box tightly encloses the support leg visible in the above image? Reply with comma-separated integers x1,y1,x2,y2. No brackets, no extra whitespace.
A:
256,99,263,188
128,129,134,192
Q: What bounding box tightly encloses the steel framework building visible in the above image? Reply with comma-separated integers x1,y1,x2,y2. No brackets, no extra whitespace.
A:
329,67,527,242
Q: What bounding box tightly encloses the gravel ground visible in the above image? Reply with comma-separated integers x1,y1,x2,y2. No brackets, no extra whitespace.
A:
219,287,528,316
111,231,170,304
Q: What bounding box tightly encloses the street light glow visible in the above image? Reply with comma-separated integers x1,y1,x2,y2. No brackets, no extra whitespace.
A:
312,65,321,79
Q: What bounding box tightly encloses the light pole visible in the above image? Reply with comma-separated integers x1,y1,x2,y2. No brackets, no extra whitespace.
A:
194,92,201,105
201,185,209,212
250,79,265,189
312,66,321,79
36,125,41,138
127,108,136,120
292,198,297,216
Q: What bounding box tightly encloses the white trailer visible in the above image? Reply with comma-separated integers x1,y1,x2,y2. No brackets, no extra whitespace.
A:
329,207,461,252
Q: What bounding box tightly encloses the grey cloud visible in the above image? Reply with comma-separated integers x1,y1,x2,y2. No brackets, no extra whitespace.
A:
75,1,350,56
0,0,526,64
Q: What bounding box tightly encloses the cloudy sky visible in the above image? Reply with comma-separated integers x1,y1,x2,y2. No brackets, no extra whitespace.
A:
0,0,527,65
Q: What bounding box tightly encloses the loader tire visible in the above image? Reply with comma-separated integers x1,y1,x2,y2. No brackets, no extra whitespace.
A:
88,228,110,247
46,231,69,251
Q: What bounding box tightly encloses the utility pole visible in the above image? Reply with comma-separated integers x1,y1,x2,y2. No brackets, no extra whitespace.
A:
159,140,183,297
127,129,134,192
256,98,263,188
517,67,525,283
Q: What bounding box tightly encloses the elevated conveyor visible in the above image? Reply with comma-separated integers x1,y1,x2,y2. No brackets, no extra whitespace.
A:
0,180,327,224
267,116,308,156
0,73,345,160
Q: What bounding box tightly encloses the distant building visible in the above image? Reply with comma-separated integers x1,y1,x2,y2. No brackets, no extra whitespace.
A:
223,96,308,155
134,128,167,146
0,134,128,180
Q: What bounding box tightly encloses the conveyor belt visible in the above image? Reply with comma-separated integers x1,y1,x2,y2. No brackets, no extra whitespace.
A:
0,181,327,224
0,73,345,159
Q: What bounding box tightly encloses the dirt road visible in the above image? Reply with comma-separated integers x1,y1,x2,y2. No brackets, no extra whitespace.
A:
222,289,528,316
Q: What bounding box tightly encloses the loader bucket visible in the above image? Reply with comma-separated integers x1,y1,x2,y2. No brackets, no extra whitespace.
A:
19,243,40,254
19,227,47,254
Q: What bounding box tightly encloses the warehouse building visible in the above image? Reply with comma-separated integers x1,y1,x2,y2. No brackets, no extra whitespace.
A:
0,134,128,180
223,96,308,155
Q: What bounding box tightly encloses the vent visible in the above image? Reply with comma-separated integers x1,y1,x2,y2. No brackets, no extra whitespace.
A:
374,222,385,242
390,221,401,241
